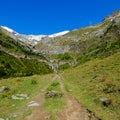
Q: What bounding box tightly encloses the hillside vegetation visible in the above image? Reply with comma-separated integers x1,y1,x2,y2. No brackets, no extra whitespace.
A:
54,20,120,67
61,52,120,120
0,29,31,54
0,51,53,78
0,30,53,78
0,9,120,120
0,29,46,59
0,74,54,119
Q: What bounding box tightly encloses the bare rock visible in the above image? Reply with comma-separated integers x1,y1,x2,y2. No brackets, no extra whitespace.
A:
11,94,29,100
27,101,40,107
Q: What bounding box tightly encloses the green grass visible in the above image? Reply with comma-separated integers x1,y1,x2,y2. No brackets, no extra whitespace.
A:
44,80,66,120
44,98,65,120
0,74,54,120
45,81,61,92
58,63,71,70
51,53,73,61
61,52,120,120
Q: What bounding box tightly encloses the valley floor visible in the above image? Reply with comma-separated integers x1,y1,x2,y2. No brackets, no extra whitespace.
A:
26,74,99,120
0,52,120,120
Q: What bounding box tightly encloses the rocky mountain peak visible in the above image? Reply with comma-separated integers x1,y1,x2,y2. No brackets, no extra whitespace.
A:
0,26,70,46
103,9,120,22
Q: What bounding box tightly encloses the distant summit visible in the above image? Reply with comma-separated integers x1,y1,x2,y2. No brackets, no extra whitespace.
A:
0,26,69,45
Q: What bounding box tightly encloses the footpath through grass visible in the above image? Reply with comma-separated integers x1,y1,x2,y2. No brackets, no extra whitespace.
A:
61,52,120,120
0,74,54,120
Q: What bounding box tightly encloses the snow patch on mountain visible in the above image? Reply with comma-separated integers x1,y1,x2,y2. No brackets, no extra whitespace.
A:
1,26,18,35
49,30,69,38
0,25,70,45
1,26,14,33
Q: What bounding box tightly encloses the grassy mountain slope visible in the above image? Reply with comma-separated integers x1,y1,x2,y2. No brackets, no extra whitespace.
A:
0,29,53,78
35,10,120,70
61,52,120,120
0,9,119,120
0,51,53,78
0,29,46,59
0,74,54,119
0,29,31,54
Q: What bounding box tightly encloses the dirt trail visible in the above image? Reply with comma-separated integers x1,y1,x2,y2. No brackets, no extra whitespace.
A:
25,87,49,120
25,74,100,120
56,74,99,120
25,74,60,120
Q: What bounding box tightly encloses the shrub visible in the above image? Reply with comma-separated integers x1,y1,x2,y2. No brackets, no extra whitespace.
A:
31,79,37,85
58,63,70,70
0,67,6,77
60,53,73,60
51,81,60,87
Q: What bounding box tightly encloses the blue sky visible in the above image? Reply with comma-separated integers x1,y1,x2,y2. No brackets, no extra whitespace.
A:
0,0,120,34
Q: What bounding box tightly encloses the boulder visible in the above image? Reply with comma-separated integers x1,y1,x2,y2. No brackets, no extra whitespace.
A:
0,86,10,93
11,94,29,100
27,101,40,107
99,98,111,107
45,90,63,98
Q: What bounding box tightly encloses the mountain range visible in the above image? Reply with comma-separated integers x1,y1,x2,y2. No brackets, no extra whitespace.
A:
0,26,69,45
0,9,120,120
35,9,120,70
0,9,120,74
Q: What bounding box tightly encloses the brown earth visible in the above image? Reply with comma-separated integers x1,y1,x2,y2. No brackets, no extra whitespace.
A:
25,89,50,120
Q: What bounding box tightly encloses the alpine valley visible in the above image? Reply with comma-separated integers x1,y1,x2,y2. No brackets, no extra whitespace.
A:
0,9,120,120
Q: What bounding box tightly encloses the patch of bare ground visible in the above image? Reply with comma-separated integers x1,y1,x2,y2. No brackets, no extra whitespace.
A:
25,74,60,120
25,88,49,120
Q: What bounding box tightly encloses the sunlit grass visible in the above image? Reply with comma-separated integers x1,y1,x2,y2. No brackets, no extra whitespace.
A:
44,80,66,120
61,52,120,120
0,74,54,119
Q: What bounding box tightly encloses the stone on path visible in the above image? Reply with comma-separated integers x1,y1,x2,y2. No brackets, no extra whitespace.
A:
27,101,40,107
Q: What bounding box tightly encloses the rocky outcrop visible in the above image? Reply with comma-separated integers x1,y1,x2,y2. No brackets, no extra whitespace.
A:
103,9,120,22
